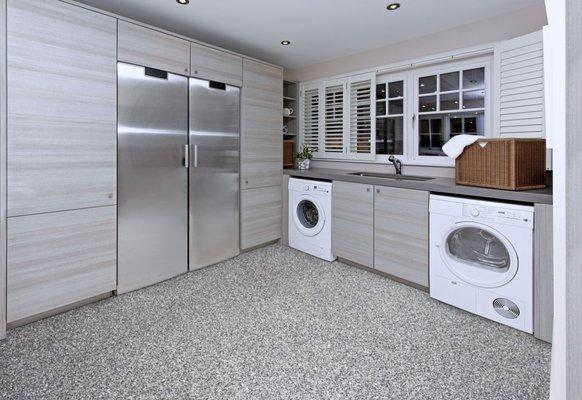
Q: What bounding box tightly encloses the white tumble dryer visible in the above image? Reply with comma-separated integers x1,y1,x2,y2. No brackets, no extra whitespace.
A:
429,195,534,333
288,178,336,262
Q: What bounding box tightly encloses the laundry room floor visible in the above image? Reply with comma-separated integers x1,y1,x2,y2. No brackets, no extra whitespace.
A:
0,244,551,400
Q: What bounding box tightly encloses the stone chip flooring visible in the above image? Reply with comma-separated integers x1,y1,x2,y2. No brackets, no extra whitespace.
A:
0,244,551,399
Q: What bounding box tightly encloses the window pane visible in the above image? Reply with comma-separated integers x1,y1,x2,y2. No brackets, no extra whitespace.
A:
376,83,386,100
419,115,444,156
419,75,437,94
463,90,485,109
463,68,485,90
440,92,459,111
464,117,478,133
388,99,403,115
440,72,459,91
419,95,437,112
451,118,463,134
388,81,404,98
376,101,386,116
376,117,404,155
419,111,485,156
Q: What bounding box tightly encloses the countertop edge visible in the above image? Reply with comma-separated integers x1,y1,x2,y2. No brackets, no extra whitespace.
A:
284,169,553,205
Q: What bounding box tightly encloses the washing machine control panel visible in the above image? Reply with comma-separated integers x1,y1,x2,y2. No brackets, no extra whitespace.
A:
462,205,532,224
303,184,331,194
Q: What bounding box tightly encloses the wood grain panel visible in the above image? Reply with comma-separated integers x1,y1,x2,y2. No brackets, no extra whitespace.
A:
1,0,7,340
332,181,374,267
7,206,117,323
374,186,429,287
281,175,290,246
241,59,283,190
118,20,190,75
241,186,282,250
534,203,553,343
191,42,242,86
6,0,117,217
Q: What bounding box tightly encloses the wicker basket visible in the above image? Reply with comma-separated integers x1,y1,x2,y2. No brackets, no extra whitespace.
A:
455,138,547,191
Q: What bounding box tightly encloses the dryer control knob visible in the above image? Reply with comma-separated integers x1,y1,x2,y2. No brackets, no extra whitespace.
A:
304,185,310,191
471,208,480,217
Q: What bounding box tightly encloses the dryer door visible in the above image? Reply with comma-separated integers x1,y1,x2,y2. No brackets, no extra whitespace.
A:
293,194,326,237
439,222,519,288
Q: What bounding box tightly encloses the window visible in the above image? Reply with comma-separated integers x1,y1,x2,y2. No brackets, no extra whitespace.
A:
299,55,492,165
415,65,487,160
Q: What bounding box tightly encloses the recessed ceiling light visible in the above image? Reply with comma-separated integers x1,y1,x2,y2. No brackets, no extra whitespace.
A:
281,40,291,46
176,0,189,4
387,3,400,11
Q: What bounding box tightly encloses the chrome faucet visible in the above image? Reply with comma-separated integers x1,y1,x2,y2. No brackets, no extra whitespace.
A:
389,156,403,175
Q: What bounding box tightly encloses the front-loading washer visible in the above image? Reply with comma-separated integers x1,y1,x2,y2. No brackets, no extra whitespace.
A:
288,178,336,261
429,195,534,333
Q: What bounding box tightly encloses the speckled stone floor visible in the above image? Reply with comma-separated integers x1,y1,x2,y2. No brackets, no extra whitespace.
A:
0,244,550,400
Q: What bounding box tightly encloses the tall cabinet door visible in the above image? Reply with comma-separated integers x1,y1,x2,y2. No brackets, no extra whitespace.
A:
7,0,117,217
374,187,429,287
240,59,283,250
241,59,283,190
332,181,374,267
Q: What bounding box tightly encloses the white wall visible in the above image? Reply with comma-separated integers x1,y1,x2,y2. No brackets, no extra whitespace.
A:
285,4,547,177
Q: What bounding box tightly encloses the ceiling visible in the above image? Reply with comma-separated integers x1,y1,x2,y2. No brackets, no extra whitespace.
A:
76,0,544,69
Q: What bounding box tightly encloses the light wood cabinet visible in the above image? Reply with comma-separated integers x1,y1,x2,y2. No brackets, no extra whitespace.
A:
241,186,282,250
7,206,117,324
6,0,117,217
332,181,374,267
374,186,429,287
190,42,242,86
534,203,553,343
241,59,283,190
118,20,190,76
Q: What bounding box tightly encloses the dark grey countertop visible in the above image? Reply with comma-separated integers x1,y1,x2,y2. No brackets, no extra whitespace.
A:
284,168,553,205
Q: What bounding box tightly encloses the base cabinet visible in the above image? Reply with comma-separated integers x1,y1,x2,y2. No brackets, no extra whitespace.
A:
332,181,374,268
7,206,117,324
241,186,282,250
374,186,429,287
534,204,553,342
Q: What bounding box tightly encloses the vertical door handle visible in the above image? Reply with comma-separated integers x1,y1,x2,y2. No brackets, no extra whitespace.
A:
183,144,189,168
193,144,198,168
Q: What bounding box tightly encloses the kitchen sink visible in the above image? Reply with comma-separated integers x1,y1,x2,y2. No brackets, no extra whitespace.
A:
348,172,435,181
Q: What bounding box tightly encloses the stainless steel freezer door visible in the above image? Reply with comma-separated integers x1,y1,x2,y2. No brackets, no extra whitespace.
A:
189,78,240,269
117,63,189,294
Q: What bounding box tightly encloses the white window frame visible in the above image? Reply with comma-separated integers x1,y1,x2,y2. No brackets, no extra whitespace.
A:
411,56,493,166
374,71,410,164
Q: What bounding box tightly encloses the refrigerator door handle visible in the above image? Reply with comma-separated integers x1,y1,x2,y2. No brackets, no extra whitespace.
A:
193,144,198,168
183,144,189,168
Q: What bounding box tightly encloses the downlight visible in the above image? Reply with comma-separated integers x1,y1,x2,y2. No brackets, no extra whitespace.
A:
387,3,401,11
281,40,291,46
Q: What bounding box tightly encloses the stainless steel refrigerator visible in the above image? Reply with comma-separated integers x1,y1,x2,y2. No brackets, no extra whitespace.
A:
117,63,240,293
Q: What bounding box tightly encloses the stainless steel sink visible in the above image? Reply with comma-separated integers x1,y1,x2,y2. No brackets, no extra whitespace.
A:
348,172,434,181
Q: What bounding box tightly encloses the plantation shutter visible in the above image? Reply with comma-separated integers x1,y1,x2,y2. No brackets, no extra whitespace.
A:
494,30,545,138
323,79,347,157
301,85,321,155
348,73,375,160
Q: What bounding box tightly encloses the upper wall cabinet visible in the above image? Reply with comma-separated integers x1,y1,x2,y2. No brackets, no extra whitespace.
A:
7,0,117,217
241,59,283,190
190,43,243,87
118,21,190,76
494,31,545,139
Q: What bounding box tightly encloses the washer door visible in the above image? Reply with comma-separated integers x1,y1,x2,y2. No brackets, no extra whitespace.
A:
439,222,518,288
293,195,325,237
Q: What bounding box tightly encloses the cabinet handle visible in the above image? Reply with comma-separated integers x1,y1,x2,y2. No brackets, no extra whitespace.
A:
376,188,380,194
366,187,370,192
183,144,189,168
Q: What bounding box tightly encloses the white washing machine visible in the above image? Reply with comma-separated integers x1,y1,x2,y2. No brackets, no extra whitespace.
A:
288,178,336,261
429,195,534,333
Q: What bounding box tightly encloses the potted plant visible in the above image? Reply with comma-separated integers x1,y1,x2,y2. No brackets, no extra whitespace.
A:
296,145,313,170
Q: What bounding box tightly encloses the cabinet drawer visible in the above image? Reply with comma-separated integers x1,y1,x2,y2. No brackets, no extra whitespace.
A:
118,21,190,75
374,186,429,287
241,186,282,250
7,0,117,217
332,181,374,267
7,206,117,323
190,43,242,86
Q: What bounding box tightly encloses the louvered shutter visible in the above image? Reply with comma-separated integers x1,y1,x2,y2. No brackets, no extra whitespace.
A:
323,79,347,157
301,84,321,155
494,31,545,138
348,73,376,160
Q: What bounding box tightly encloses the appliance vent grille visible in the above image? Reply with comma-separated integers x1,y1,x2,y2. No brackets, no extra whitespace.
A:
493,298,520,319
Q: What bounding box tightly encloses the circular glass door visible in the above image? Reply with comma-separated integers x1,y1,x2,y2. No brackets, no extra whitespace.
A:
439,222,518,288
293,195,325,236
